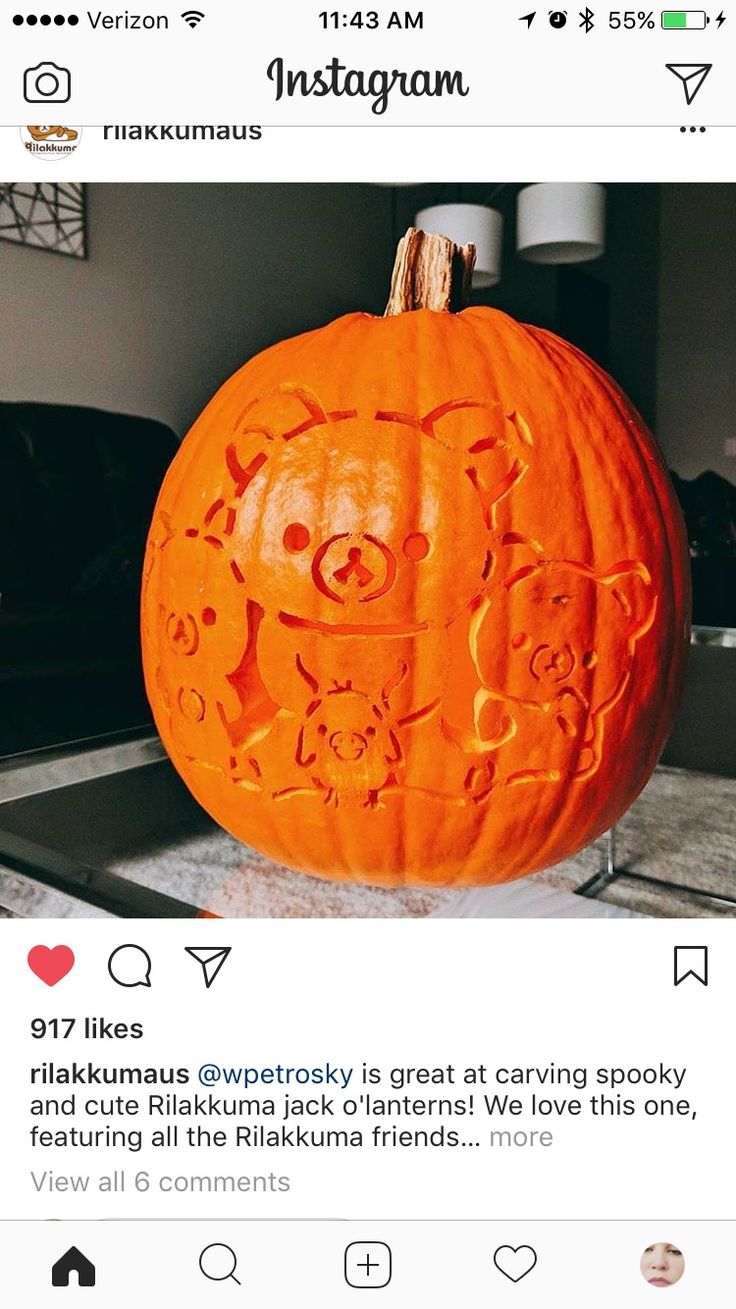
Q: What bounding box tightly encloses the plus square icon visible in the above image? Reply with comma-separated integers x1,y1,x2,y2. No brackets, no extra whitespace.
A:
344,1242,392,1289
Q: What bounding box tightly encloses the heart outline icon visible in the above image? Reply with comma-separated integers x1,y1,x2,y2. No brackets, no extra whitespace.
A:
493,1244,538,1283
28,945,75,987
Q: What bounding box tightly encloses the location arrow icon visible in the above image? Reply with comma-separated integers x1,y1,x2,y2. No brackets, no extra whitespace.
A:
185,946,232,988
666,63,712,105
519,11,536,26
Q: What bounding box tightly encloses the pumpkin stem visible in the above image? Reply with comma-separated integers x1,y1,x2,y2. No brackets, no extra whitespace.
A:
384,226,476,316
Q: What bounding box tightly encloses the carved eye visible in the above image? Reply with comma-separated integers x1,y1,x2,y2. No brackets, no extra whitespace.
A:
366,725,376,738
283,522,311,553
201,607,216,627
317,723,328,736
582,650,598,669
512,631,531,651
551,594,571,606
403,532,430,562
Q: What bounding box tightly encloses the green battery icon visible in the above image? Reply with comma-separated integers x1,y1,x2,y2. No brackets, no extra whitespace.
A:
661,10,708,26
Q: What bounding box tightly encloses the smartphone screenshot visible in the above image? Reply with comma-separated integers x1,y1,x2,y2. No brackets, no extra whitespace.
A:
0,3,733,1303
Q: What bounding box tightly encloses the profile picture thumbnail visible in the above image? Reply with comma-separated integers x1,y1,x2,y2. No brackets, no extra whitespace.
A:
640,1242,685,1288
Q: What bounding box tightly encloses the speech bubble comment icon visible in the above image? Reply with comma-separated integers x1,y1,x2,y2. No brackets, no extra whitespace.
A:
199,1244,241,1285
107,944,152,988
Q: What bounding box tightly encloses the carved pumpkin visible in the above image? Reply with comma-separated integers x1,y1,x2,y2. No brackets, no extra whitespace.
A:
141,228,690,887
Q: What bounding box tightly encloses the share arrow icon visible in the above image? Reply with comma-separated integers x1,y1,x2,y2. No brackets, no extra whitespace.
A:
185,946,232,988
666,63,712,105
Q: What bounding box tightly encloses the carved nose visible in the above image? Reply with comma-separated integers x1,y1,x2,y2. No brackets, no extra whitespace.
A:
332,547,375,589
530,642,575,682
312,533,396,605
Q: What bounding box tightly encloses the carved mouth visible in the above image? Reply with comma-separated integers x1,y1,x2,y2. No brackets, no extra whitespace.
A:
279,611,428,637
329,731,367,761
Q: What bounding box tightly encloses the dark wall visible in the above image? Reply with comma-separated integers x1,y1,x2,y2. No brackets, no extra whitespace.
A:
657,183,736,480
1,183,396,438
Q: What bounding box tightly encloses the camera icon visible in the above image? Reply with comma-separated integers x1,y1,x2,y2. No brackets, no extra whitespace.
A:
23,62,71,104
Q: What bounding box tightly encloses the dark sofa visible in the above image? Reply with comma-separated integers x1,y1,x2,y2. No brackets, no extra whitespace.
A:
0,402,178,757
670,469,736,629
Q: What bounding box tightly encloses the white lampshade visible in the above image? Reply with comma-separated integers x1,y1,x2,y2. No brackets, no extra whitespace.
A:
414,203,503,288
517,183,606,264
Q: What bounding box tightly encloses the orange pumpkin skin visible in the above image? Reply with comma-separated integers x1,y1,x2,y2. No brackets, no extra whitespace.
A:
141,307,690,887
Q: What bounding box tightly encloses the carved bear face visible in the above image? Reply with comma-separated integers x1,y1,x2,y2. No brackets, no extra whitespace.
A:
480,560,656,710
211,387,534,633
236,417,489,631
143,528,245,745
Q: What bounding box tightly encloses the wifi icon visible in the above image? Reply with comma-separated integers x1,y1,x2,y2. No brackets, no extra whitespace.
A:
181,8,204,26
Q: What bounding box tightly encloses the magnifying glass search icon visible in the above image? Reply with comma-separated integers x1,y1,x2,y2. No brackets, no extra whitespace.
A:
199,1243,241,1285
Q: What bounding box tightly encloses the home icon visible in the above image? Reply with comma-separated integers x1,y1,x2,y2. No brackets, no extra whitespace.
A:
51,1246,96,1287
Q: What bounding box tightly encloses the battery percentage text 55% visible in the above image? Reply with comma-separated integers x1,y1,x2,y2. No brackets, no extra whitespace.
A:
609,10,656,26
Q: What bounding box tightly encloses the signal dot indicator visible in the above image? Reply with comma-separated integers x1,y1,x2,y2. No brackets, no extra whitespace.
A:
11,10,79,20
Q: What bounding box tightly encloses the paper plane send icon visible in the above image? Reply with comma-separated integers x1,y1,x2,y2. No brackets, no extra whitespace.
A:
185,946,231,988
666,63,712,105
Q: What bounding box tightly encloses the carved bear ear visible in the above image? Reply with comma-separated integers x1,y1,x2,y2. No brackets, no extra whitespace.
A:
465,414,534,531
233,384,331,442
372,401,533,528
601,562,656,638
142,510,175,586
147,509,175,553
420,398,506,446
373,401,498,438
421,400,534,450
380,660,408,707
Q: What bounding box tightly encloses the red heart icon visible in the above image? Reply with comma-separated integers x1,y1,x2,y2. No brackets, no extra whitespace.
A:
28,945,75,986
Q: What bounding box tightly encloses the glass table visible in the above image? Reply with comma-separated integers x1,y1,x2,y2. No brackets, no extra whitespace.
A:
575,624,736,912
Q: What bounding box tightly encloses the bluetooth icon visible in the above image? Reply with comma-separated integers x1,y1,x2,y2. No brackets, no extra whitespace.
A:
579,5,594,30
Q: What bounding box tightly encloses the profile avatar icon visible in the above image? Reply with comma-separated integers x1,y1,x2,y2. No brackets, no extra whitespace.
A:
640,1242,685,1288
26,125,78,140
